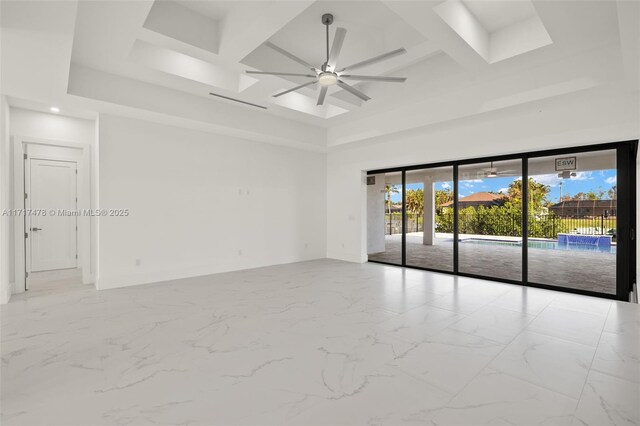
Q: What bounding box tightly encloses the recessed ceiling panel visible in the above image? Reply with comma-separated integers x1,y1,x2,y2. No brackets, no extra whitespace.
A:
144,1,220,53
462,0,537,33
128,40,257,93
435,0,552,64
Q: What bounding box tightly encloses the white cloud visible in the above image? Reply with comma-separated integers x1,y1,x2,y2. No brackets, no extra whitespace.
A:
532,174,562,187
573,171,593,181
531,171,593,187
605,176,617,185
498,187,509,194
440,182,451,189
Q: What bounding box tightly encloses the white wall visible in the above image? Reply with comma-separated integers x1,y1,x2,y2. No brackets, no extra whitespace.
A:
326,88,640,266
97,114,326,289
11,108,96,142
5,108,96,296
0,96,11,304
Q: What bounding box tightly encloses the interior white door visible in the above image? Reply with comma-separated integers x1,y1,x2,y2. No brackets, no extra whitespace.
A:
29,159,78,272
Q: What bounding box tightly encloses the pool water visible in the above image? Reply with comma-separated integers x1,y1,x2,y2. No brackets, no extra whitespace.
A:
460,238,616,254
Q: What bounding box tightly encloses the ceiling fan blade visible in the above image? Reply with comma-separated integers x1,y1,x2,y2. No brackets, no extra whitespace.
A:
246,71,317,78
273,80,317,98
327,27,347,70
339,75,406,83
264,41,315,70
337,80,371,102
317,86,328,105
338,48,407,72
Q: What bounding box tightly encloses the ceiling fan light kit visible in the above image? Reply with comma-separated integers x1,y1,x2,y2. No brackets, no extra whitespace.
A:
246,13,408,106
318,72,338,86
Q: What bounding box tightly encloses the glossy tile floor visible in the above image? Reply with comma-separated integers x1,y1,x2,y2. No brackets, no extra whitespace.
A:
2,260,638,425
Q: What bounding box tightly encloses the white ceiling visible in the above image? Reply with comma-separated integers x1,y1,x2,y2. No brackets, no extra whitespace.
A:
462,0,537,33
1,0,638,151
179,0,236,21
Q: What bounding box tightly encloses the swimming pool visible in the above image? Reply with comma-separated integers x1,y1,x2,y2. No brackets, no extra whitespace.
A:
460,238,617,254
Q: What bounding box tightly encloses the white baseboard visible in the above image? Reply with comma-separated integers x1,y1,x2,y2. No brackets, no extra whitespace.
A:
0,282,12,304
96,255,325,291
326,251,366,264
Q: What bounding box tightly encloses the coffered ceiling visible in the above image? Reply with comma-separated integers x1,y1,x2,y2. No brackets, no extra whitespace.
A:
1,0,638,151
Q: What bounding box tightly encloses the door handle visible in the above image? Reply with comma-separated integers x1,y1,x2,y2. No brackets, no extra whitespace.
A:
31,227,42,231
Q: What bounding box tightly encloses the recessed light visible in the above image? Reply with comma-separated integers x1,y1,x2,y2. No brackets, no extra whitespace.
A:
50,107,60,113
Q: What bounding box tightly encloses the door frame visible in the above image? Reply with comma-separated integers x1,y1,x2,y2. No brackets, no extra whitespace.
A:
13,136,93,293
367,140,638,301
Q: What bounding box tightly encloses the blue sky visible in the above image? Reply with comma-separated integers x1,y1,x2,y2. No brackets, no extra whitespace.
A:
390,169,617,203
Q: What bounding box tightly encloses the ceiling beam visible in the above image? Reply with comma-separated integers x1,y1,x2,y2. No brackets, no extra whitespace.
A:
382,0,489,70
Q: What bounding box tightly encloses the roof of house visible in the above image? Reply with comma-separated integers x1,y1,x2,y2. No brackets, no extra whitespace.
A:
441,192,505,207
549,200,616,208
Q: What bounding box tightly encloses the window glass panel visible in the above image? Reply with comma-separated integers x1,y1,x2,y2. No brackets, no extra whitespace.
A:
405,166,454,271
367,171,403,265
528,150,617,294
458,159,523,281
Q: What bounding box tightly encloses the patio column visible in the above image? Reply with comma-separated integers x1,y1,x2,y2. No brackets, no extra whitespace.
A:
423,179,435,245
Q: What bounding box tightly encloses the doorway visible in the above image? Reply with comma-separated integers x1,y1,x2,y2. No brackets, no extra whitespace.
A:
13,140,92,294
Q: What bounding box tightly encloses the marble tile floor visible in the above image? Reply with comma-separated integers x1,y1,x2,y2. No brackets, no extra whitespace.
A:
1,259,638,425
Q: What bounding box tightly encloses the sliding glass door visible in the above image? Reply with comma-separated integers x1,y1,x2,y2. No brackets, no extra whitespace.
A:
366,141,636,300
527,149,618,295
405,166,454,272
457,159,523,282
367,171,403,265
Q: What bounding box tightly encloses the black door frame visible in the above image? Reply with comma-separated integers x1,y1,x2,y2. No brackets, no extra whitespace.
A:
368,140,638,301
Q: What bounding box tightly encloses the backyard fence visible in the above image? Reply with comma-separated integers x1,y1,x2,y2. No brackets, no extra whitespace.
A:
384,213,422,235
386,212,616,240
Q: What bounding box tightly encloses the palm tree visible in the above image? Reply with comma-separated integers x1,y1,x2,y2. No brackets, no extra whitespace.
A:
385,184,400,217
406,189,424,232
406,189,424,216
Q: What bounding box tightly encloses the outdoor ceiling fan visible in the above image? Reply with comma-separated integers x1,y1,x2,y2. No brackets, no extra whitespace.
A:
482,161,518,178
246,13,407,106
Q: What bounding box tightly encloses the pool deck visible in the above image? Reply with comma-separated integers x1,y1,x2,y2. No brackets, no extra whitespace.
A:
368,233,616,295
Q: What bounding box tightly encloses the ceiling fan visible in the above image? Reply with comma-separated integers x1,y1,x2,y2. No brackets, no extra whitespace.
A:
246,13,407,106
482,161,518,178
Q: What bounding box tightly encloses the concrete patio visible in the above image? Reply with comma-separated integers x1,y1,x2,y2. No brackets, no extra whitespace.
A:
368,233,616,295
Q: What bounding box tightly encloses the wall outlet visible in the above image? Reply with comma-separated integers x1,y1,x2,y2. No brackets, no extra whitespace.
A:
135,258,141,266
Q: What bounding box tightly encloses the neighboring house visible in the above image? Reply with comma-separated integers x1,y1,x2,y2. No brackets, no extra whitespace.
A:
549,200,617,217
441,192,507,210
388,203,402,213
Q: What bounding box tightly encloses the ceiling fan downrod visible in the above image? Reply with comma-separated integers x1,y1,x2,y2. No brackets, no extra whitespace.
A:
322,13,334,71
